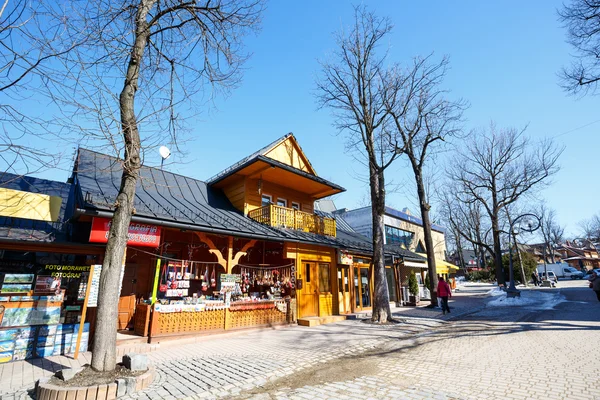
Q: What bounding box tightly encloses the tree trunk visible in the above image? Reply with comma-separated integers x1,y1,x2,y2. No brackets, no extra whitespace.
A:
513,237,527,287
492,221,505,286
413,169,438,306
91,2,152,372
370,163,392,322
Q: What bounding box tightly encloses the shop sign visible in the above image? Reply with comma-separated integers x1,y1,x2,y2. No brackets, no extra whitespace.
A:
43,265,91,279
338,250,354,265
89,217,161,247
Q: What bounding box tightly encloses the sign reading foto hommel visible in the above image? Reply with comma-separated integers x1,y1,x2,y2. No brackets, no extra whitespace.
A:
89,217,161,247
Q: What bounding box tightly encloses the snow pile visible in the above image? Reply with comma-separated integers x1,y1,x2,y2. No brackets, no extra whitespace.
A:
487,290,565,309
486,287,506,297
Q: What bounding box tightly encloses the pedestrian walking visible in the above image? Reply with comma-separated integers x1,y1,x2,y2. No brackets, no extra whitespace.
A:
437,276,452,314
589,271,600,302
531,271,539,286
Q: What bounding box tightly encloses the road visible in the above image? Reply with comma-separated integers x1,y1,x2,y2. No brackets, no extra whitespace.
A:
241,281,599,400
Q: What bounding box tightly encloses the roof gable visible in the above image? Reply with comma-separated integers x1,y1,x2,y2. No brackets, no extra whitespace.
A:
263,135,316,175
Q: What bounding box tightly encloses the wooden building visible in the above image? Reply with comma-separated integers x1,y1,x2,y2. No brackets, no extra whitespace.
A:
0,134,428,362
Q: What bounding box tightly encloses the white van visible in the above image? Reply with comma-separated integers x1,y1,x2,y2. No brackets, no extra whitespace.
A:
537,263,583,279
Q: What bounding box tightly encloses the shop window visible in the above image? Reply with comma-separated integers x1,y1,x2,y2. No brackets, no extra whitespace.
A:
305,263,311,282
291,202,300,211
261,194,272,207
319,263,330,293
277,198,287,207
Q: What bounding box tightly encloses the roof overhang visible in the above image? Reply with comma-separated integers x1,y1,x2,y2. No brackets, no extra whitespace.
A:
210,155,345,199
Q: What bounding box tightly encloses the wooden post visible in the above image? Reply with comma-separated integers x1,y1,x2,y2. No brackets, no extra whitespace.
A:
151,258,161,304
227,236,234,274
74,265,94,360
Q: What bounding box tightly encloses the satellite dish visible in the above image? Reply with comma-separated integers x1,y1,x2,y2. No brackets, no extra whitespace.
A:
159,146,171,160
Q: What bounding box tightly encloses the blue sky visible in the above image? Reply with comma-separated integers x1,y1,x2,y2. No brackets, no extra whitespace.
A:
13,0,600,236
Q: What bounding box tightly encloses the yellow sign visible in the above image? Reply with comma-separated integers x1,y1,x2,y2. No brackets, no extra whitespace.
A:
0,188,62,222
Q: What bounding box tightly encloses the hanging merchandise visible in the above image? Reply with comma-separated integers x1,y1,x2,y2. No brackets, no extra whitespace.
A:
211,265,216,288
202,264,209,291
159,262,168,293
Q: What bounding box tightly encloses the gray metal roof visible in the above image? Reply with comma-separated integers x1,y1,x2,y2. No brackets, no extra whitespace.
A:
0,172,71,243
314,209,355,233
74,149,285,240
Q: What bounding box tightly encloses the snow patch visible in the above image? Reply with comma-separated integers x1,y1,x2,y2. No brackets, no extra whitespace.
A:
486,287,505,297
487,290,565,309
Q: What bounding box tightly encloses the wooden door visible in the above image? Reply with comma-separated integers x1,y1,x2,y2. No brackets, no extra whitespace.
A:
337,267,351,314
118,264,137,330
299,262,318,317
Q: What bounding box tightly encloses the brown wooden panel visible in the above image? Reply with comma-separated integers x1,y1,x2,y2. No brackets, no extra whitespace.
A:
246,179,314,213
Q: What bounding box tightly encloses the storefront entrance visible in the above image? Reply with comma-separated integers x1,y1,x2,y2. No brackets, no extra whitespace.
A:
337,266,351,314
299,262,319,317
353,266,372,311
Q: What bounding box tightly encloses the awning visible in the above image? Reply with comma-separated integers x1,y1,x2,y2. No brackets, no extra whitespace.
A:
416,253,460,274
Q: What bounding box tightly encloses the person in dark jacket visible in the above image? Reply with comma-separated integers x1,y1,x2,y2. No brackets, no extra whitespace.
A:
437,276,452,314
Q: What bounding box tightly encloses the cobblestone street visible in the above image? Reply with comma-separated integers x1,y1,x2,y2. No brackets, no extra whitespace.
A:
1,282,598,400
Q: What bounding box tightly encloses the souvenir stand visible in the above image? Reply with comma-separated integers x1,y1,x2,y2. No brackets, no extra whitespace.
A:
0,262,92,364
144,261,294,341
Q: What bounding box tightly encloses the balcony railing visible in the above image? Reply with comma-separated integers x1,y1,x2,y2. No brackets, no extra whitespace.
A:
248,204,336,237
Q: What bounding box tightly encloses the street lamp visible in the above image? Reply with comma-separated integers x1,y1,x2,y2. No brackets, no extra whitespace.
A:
507,213,541,298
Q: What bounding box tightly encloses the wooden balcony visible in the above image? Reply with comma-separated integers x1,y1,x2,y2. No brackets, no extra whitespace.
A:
248,204,336,237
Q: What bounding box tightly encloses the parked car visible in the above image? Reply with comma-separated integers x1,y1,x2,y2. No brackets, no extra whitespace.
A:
539,271,558,286
583,268,600,280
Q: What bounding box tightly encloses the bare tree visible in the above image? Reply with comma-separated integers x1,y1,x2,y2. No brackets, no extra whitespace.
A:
442,191,492,270
30,0,264,372
578,213,600,241
383,56,466,306
559,0,600,95
538,203,565,263
0,1,81,175
316,7,399,322
447,125,562,286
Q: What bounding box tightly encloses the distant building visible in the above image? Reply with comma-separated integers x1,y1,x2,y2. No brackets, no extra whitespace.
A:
337,206,447,260
556,241,600,271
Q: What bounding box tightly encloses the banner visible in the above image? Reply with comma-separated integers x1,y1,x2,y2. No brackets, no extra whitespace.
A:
89,217,161,247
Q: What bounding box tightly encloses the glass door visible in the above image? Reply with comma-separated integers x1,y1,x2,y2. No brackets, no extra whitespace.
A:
360,267,371,308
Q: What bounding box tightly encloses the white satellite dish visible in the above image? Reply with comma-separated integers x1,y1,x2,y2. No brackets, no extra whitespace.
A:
159,146,171,169
159,146,171,160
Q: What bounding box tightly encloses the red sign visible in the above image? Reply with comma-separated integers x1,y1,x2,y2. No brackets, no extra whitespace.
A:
89,217,161,247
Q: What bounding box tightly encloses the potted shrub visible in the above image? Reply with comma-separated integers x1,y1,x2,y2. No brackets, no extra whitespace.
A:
407,271,420,306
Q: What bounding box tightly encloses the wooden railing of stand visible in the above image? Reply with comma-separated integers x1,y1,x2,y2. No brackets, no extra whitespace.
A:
248,204,336,237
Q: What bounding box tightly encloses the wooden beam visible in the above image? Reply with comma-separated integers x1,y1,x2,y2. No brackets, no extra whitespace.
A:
194,232,227,269
231,239,257,270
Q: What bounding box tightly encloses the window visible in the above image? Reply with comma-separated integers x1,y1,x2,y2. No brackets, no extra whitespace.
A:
291,202,300,211
277,198,287,207
261,194,272,207
305,263,311,282
319,263,331,292
385,225,415,248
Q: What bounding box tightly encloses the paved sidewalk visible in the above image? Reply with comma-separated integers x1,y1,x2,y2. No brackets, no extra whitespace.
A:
0,287,490,400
